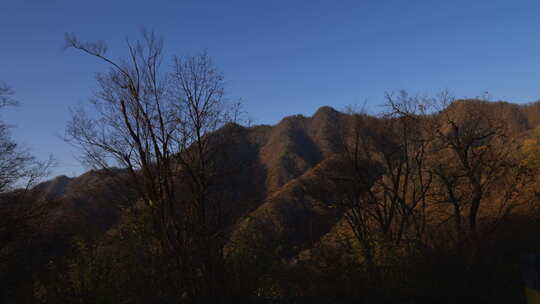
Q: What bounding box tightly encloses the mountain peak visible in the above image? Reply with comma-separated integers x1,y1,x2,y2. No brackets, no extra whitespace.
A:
313,106,339,118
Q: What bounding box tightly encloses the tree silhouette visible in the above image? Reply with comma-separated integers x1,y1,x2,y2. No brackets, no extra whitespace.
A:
65,31,242,299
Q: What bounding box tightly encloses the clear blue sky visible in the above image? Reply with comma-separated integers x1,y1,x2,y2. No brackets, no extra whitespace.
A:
2,0,540,177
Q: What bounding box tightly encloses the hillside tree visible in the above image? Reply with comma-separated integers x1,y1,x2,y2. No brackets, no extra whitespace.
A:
304,93,434,279
389,93,529,249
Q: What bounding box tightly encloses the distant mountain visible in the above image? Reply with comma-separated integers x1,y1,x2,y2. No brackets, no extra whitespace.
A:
8,99,540,269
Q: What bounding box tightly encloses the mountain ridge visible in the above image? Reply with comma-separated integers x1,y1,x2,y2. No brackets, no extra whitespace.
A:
16,100,540,265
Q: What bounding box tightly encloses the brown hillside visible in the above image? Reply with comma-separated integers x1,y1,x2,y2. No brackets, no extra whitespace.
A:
10,100,540,269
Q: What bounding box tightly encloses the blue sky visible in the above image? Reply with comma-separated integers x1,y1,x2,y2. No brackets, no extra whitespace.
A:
2,0,540,177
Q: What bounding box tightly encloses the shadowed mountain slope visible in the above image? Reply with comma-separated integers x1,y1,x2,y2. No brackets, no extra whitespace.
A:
8,99,540,269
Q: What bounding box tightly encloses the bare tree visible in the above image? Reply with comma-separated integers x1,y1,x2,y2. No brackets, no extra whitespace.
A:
0,84,30,193
0,83,55,302
64,31,241,299
389,93,530,249
0,82,54,193
437,105,525,240
0,82,18,108
304,93,434,278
